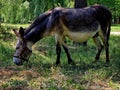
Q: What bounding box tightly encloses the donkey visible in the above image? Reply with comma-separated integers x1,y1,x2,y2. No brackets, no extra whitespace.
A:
13,4,112,65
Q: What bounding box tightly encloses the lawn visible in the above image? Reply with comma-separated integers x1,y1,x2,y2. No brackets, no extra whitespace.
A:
0,24,120,89
1,23,120,32
111,24,120,32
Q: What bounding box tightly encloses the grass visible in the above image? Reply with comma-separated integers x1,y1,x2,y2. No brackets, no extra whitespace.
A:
0,24,120,89
111,24,120,32
1,23,120,31
1,23,30,28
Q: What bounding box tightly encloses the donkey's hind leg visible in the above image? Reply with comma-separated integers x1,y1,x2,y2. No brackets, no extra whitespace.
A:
56,42,61,65
62,41,73,64
99,30,110,63
93,36,104,63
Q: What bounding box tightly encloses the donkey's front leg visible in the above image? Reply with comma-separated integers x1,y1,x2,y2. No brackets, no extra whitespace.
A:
56,42,61,65
62,41,73,64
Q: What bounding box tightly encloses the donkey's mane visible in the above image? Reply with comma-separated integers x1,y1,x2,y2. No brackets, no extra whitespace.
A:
24,11,51,35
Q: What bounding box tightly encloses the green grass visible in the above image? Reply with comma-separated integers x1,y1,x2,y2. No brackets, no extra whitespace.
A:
1,23,30,29
111,24,120,32
1,23,120,32
0,25,120,90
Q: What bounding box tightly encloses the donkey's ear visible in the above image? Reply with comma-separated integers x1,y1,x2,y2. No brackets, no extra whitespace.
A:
13,29,20,37
19,27,24,37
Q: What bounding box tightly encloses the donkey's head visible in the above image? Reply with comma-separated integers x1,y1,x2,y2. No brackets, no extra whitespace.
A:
13,27,32,65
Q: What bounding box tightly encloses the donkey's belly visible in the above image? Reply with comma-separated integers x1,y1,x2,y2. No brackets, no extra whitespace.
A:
60,18,100,42
66,30,97,42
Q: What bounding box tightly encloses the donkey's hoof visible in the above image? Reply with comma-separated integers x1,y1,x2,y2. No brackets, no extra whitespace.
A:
106,60,110,63
68,61,75,65
104,63,110,67
92,60,99,63
27,64,32,68
55,62,60,66
104,61,110,67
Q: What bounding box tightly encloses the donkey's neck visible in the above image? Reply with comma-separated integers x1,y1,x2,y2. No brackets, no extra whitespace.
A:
24,27,47,51
24,15,49,44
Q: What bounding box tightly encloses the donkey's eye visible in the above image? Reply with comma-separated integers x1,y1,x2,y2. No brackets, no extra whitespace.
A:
16,47,20,49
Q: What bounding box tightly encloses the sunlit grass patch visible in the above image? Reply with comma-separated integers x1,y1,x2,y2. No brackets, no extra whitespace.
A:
1,23,30,28
111,24,120,32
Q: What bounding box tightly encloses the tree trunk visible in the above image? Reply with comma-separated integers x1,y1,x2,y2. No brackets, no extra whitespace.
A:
74,0,87,8
73,0,88,46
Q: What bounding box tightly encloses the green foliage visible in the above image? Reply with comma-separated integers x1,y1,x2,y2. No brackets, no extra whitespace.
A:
1,0,120,23
88,0,120,18
1,0,120,24
1,0,23,23
0,0,74,24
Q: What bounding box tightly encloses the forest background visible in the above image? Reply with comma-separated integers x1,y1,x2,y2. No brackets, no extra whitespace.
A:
0,0,120,24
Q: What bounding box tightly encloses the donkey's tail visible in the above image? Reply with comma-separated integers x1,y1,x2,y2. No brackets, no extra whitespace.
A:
107,19,111,41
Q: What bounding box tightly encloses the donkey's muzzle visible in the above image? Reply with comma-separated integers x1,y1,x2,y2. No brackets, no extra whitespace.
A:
13,57,23,65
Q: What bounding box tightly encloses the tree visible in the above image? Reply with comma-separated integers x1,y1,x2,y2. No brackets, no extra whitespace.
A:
74,0,87,46
88,0,120,24
1,0,120,24
74,0,87,8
